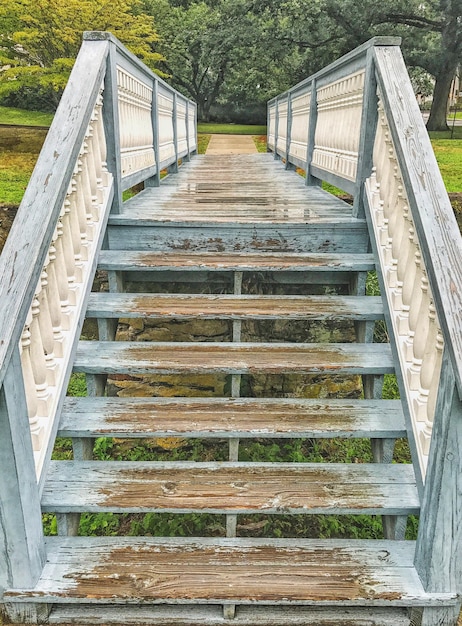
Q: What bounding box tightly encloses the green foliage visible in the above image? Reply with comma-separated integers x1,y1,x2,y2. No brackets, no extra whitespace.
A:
253,135,267,152
0,0,163,110
430,139,462,192
67,373,87,397
197,134,211,154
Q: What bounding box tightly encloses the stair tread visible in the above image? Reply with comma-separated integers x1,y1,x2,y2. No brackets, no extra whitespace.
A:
42,461,419,515
59,397,405,439
86,293,383,320
73,341,394,375
97,250,376,272
5,537,456,605
49,604,411,626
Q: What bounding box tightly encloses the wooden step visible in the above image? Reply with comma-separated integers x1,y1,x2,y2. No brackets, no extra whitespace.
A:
58,397,405,439
86,293,383,321
41,461,419,515
97,250,376,273
73,341,394,376
5,536,456,605
50,604,411,625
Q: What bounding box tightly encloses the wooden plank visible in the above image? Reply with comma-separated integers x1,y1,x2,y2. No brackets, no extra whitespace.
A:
73,341,395,376
5,536,456,605
59,397,405,439
85,293,383,320
374,46,462,397
50,604,411,625
41,461,419,515
98,251,376,272
106,221,368,253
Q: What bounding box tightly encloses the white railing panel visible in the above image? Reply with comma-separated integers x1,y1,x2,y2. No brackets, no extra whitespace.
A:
276,99,288,153
117,66,155,178
289,91,310,163
268,105,276,150
312,70,364,182
19,90,113,477
366,94,443,477
188,106,197,152
177,100,188,156
158,85,175,164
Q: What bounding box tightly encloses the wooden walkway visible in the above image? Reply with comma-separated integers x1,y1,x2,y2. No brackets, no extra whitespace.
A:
121,154,355,224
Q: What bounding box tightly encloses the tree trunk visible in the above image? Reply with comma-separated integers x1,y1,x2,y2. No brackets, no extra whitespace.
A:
426,66,456,132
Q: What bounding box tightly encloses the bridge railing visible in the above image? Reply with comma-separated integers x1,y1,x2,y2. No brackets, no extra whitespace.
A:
268,37,462,603
0,31,197,497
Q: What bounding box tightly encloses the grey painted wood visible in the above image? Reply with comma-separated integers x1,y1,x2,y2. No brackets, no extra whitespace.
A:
4,536,456,606
73,341,395,376
0,347,46,593
42,461,419,515
85,293,384,320
145,78,161,187
305,79,320,187
414,350,462,621
309,166,356,195
103,39,122,214
352,48,378,218
98,250,376,273
121,164,157,192
49,604,411,626
285,93,292,168
374,45,462,398
0,39,109,387
58,396,406,440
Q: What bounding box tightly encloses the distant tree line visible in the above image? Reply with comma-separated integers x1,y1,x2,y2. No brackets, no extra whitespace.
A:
0,0,460,130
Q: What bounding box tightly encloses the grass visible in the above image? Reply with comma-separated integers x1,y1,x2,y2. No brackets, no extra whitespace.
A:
197,122,267,135
0,105,53,127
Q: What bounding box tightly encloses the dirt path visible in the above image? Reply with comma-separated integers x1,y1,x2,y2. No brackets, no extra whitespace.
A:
206,134,257,154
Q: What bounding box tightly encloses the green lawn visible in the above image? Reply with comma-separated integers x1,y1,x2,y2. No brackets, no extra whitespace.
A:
0,105,53,127
197,122,267,135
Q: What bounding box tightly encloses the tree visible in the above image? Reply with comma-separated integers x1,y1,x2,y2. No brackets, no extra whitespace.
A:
0,0,164,110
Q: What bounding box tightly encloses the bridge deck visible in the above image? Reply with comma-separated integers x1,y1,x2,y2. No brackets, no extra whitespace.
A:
122,154,356,224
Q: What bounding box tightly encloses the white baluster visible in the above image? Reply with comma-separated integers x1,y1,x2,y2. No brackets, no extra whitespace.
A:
67,179,84,282
37,262,58,386
52,222,72,330
46,240,65,357
20,312,43,450
60,200,78,305
408,274,430,389
30,293,52,416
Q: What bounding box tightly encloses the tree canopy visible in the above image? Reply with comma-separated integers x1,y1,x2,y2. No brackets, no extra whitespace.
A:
0,0,460,128
0,0,163,109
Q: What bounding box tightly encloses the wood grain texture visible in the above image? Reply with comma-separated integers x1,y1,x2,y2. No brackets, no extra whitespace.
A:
58,396,405,439
73,341,395,376
374,46,462,397
42,461,419,515
5,536,456,605
85,293,383,320
98,250,376,272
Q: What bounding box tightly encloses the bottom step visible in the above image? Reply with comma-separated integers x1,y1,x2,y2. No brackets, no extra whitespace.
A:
50,604,411,625
4,537,456,607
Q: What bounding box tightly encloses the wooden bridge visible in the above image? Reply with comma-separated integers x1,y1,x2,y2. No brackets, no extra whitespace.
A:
1,32,462,626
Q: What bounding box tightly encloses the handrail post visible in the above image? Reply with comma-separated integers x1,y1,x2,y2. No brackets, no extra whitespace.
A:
102,39,122,214
0,348,49,622
148,78,161,187
412,351,462,624
274,98,280,160
353,48,378,218
169,91,179,174
285,92,293,169
185,100,191,162
305,79,320,186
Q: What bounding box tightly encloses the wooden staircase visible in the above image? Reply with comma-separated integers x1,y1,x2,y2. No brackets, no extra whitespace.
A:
2,34,462,626
2,154,451,626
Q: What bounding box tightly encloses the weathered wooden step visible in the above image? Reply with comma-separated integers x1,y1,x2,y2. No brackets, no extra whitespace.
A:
5,536,456,605
58,397,405,439
97,250,376,272
50,604,411,625
42,461,419,515
73,341,394,376
86,293,383,321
